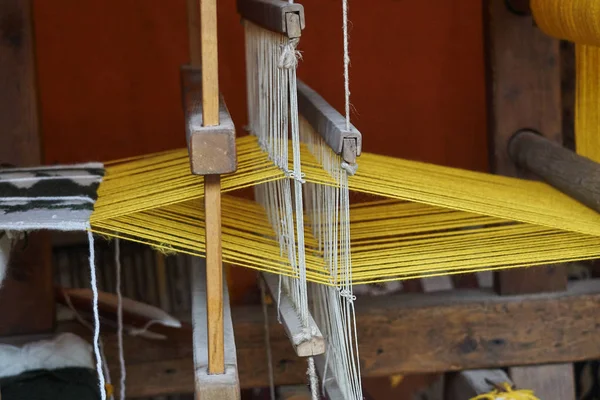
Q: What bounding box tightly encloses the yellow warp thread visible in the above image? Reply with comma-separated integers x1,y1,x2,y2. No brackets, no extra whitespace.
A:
91,136,284,222
575,44,600,161
531,0,600,162
471,383,539,400
89,136,600,285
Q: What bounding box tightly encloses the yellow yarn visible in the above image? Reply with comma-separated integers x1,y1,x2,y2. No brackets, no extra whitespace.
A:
89,136,600,285
471,382,539,400
575,44,600,162
531,0,600,47
531,0,600,162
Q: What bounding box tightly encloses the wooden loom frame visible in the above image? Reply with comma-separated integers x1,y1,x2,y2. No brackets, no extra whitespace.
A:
0,0,594,399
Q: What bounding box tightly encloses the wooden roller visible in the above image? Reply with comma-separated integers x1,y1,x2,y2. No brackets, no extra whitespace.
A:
508,129,600,213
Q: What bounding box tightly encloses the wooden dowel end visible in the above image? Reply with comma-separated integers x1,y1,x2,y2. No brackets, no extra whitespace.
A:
508,129,600,214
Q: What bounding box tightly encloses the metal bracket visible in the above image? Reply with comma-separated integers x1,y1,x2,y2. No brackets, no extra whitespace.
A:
180,66,237,175
237,0,305,38
297,80,362,164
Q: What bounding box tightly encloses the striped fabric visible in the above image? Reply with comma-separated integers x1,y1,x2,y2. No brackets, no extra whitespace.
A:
0,164,104,231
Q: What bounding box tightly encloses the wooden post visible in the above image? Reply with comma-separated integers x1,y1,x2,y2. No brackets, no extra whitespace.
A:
485,0,567,295
187,0,224,376
204,175,224,374
485,1,575,398
0,0,54,336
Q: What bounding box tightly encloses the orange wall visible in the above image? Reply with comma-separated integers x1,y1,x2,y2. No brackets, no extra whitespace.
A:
33,0,488,171
33,0,488,311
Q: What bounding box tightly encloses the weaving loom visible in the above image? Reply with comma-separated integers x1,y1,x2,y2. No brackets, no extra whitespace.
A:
4,0,600,399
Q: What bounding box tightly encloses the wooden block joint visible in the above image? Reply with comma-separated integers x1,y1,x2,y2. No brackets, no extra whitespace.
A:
181,67,237,175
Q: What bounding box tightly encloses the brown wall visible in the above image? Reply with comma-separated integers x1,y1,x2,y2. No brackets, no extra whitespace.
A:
33,0,487,171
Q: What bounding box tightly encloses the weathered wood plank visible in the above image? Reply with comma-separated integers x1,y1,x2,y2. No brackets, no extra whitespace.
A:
0,0,54,336
80,279,600,397
485,2,575,394
261,272,324,357
485,0,567,295
511,364,576,400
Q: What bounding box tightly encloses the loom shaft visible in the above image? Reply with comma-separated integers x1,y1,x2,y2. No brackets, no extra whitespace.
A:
297,80,362,164
261,272,325,357
237,0,305,38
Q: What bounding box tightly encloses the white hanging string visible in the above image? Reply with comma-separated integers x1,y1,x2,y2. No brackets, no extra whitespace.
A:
115,238,126,400
342,0,351,130
259,279,276,400
244,20,309,326
86,226,107,400
300,113,363,399
62,289,112,399
243,17,319,397
307,357,319,400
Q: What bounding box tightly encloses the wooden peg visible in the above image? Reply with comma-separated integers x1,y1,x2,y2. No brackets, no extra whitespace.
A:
508,129,600,214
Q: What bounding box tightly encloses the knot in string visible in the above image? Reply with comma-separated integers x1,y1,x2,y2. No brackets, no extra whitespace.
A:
341,161,358,176
286,170,306,183
293,326,320,344
338,288,356,301
278,38,302,69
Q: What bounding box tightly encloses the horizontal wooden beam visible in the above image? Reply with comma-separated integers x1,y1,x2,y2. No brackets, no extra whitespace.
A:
63,279,600,398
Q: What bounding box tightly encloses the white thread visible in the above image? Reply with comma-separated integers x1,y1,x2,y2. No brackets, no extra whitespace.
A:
0,175,98,183
321,349,330,396
0,162,102,173
285,170,306,183
87,226,107,400
115,238,126,400
129,319,167,336
245,20,310,328
342,0,351,130
279,38,302,69
300,116,363,399
277,275,283,324
338,288,357,301
3,196,95,203
307,357,319,400
259,279,276,400
341,161,358,176
292,326,320,344
0,221,90,232
62,290,112,399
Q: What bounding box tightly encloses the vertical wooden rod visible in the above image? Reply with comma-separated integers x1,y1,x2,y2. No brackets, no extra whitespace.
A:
204,174,224,375
200,0,220,127
197,0,224,375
